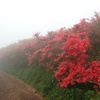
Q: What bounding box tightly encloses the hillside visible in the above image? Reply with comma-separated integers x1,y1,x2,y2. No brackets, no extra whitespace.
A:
0,12,100,100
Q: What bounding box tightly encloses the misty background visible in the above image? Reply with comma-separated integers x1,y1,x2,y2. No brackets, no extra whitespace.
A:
0,0,100,48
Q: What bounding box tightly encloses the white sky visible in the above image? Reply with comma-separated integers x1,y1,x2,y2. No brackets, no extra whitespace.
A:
0,0,100,48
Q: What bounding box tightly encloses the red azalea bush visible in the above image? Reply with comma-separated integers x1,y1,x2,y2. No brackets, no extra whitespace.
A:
0,43,27,67
38,28,68,70
26,31,56,66
55,32,100,89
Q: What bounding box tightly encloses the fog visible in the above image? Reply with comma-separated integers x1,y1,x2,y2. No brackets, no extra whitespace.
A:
0,0,100,48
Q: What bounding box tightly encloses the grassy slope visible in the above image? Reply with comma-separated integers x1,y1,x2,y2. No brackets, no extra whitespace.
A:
1,64,99,100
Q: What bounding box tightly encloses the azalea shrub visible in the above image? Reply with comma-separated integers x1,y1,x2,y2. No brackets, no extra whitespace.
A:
54,32,100,90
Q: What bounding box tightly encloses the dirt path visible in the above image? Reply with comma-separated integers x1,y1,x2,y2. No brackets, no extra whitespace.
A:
0,70,42,100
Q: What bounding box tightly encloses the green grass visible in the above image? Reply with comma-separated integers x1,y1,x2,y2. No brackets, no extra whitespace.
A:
1,64,98,100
